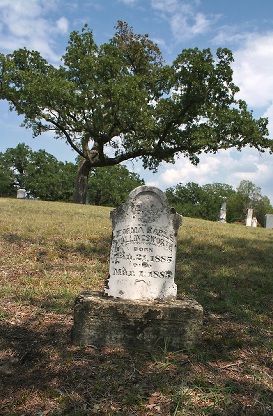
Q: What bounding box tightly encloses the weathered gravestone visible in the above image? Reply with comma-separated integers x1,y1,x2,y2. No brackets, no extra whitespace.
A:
218,198,227,223
265,214,273,229
246,208,253,226
72,186,203,350
251,217,258,227
105,186,181,300
17,188,26,199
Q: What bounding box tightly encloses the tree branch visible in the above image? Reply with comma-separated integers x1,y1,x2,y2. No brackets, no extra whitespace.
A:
45,116,86,159
157,85,194,149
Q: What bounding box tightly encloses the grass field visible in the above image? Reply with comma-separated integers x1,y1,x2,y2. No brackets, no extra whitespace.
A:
0,198,272,415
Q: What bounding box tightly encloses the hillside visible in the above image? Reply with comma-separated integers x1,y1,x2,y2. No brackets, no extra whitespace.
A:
0,198,272,415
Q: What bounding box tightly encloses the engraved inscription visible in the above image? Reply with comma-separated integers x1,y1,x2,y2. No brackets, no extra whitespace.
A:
105,186,182,300
130,193,164,222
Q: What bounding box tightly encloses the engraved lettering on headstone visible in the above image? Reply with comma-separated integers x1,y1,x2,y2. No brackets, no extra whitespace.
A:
104,186,182,300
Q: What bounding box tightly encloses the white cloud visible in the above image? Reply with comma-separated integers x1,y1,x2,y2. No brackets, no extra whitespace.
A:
147,147,273,203
56,17,69,34
213,25,251,46
171,11,212,41
160,155,221,186
151,0,218,42
0,0,48,17
119,0,137,4
232,32,273,109
151,0,186,14
0,0,67,62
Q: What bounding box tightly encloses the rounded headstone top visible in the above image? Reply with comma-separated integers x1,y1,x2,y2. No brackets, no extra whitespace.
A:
110,185,181,227
128,185,167,202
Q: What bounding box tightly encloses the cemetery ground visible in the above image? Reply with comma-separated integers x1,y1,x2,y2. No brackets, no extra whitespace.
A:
0,198,272,416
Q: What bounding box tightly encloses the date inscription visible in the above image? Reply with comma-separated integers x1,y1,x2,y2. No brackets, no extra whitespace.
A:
106,186,182,299
110,224,176,279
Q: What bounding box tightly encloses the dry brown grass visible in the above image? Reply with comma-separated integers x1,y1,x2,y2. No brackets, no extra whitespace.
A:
0,198,272,415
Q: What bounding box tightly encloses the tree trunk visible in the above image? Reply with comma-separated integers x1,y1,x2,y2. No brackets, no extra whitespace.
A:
74,159,92,204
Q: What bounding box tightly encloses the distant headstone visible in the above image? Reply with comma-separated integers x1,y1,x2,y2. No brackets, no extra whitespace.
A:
105,186,182,300
251,217,258,227
265,214,273,229
246,208,253,226
17,189,26,199
218,198,227,223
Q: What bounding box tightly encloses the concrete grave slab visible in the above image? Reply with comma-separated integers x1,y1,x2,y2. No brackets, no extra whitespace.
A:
72,291,203,350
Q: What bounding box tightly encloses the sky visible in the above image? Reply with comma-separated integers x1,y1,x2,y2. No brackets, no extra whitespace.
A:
0,0,273,202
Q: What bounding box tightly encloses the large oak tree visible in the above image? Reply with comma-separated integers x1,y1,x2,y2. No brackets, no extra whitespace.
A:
0,21,271,203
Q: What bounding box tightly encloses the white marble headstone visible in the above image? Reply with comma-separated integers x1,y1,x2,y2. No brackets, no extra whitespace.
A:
17,189,26,199
104,186,182,300
246,208,253,227
265,214,273,229
218,198,227,223
251,217,257,227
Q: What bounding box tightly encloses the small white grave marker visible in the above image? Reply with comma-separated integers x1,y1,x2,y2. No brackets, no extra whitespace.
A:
218,198,227,223
251,217,258,227
104,186,182,300
246,208,253,226
17,189,26,199
265,214,273,229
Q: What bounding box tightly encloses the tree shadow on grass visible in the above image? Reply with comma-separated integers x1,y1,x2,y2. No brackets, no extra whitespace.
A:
1,225,273,414
176,233,273,329
1,232,35,246
0,314,178,415
0,304,272,415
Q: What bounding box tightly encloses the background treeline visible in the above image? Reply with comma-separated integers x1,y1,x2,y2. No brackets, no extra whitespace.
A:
166,181,273,226
0,143,144,206
1,144,273,225
0,143,77,201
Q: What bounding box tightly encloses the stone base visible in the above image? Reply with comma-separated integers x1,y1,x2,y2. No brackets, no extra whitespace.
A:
72,291,203,350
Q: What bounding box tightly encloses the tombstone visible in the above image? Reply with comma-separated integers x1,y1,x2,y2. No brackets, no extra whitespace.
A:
72,186,203,351
265,214,273,229
246,208,253,226
17,188,26,199
105,186,182,300
251,217,258,227
218,198,227,223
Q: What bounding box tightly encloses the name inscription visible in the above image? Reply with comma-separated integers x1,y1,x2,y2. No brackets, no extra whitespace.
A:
105,186,182,300
113,225,174,251
111,224,175,273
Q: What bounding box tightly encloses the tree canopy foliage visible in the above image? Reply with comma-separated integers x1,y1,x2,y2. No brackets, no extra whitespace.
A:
0,21,271,203
0,143,144,205
166,182,236,222
88,164,144,207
